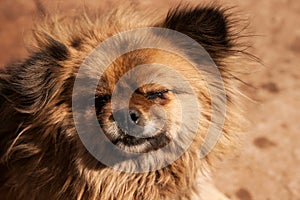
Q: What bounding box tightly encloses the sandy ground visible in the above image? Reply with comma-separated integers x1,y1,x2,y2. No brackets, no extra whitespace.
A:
0,0,299,200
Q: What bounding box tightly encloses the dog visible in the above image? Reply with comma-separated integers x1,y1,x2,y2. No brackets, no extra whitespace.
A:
0,3,246,200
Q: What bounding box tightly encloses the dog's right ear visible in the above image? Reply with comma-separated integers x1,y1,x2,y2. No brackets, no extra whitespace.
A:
161,5,235,62
0,34,70,115
33,33,70,61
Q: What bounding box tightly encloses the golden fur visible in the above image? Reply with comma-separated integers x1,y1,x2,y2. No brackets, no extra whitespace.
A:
0,3,248,200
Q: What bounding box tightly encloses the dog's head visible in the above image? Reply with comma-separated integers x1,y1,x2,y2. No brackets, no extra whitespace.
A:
74,5,237,156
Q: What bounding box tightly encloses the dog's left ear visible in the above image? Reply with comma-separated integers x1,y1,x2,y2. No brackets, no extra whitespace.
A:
161,6,234,62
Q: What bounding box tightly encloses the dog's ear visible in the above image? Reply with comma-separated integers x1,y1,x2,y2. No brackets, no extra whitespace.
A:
161,6,234,62
0,35,70,114
33,33,70,61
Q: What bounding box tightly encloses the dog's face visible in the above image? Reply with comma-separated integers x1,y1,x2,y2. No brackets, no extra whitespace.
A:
91,50,200,153
98,83,175,153
98,78,175,153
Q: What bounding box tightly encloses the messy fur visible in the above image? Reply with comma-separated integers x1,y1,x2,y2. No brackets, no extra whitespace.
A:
0,3,248,200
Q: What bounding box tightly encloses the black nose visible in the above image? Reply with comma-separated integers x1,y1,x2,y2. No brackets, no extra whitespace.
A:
113,108,141,126
113,108,144,137
129,109,140,124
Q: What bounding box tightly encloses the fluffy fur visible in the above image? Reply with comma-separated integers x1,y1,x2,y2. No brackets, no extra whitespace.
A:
0,3,247,200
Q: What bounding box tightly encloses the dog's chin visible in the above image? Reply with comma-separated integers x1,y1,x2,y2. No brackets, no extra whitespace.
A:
110,130,171,153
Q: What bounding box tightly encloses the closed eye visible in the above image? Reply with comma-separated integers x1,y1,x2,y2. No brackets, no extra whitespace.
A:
146,90,169,100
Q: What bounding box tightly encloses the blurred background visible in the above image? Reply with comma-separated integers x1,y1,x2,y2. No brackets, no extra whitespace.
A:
0,0,299,199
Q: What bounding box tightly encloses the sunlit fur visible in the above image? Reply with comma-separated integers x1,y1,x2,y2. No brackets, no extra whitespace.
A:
0,3,247,200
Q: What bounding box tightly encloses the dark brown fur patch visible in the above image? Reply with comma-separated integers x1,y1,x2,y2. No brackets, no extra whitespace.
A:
42,34,70,61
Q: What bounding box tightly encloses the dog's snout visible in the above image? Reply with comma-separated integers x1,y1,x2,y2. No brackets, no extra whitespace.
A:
113,108,142,125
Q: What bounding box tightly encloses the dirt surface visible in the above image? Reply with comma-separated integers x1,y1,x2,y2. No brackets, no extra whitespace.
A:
0,0,299,200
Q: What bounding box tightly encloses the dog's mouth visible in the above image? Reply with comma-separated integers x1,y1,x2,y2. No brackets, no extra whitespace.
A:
111,130,171,152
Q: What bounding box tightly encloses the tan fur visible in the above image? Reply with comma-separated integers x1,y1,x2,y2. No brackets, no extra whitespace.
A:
0,3,249,200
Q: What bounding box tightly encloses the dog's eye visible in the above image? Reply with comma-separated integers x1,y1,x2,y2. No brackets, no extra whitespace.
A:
95,94,111,107
146,90,169,100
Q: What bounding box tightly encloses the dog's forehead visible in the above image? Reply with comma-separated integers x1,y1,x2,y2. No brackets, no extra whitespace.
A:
96,49,202,94
98,51,147,90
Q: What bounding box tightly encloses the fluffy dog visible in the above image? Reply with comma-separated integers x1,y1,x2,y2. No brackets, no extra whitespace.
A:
0,3,246,200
